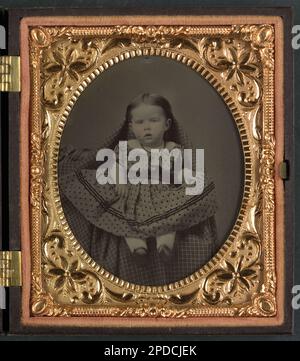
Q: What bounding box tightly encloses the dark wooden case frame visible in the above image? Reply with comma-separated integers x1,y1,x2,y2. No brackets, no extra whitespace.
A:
0,8,8,334
0,6,294,335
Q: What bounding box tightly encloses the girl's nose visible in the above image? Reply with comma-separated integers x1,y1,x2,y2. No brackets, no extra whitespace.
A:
144,121,151,130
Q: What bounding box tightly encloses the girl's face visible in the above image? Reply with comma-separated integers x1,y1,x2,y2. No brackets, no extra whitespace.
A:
129,103,171,147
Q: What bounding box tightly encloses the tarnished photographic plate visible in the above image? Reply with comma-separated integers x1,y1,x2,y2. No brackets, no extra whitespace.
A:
19,15,288,331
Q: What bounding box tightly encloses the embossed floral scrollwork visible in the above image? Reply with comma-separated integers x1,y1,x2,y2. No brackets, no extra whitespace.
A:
30,132,44,209
31,27,73,48
115,25,189,45
110,25,200,52
198,36,262,109
260,133,275,212
201,232,262,306
41,39,99,109
31,276,70,317
31,28,52,48
43,234,102,305
214,47,257,86
102,288,189,318
233,25,275,70
238,292,276,317
115,301,188,318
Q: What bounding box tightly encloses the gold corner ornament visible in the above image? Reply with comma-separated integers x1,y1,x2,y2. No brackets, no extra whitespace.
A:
0,251,22,287
0,56,21,92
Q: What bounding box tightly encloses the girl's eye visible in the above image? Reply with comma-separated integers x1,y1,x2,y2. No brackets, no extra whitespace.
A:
150,118,158,122
134,120,143,124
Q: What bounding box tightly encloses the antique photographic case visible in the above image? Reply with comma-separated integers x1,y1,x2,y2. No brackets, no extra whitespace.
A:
0,7,294,335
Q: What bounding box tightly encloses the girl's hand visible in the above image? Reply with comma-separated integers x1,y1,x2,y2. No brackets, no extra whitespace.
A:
115,184,128,199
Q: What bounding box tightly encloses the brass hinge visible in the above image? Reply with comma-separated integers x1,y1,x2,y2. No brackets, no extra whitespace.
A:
0,56,21,92
0,251,22,287
279,161,289,180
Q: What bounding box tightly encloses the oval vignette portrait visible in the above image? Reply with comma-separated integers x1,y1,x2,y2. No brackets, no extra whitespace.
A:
58,56,244,286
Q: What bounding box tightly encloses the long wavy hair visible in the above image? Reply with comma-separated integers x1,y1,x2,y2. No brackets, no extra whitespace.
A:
102,93,193,158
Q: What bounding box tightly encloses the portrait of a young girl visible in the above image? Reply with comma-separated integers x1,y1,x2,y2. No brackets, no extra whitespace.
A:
59,92,218,285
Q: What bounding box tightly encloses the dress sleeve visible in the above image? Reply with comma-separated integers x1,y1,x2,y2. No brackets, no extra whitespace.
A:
59,145,98,170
